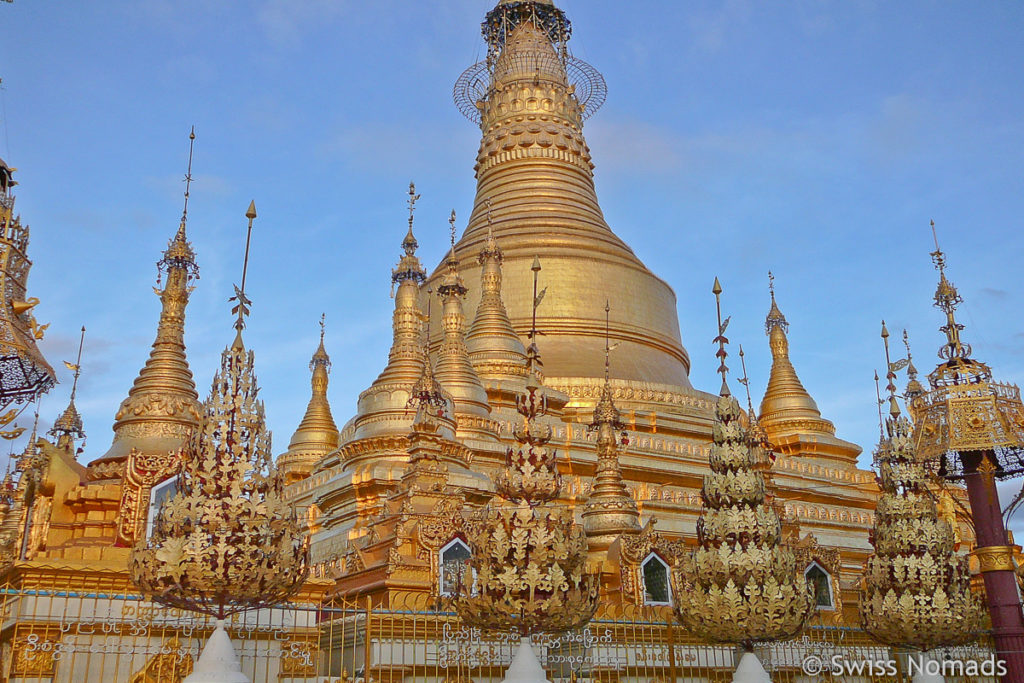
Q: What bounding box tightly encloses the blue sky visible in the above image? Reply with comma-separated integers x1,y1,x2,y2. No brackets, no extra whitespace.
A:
2,1,1022,498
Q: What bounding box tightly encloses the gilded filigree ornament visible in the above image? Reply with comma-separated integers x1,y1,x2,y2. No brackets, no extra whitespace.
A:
130,203,308,621
860,329,984,651
673,280,813,651
0,159,56,416
910,225,1024,478
456,260,599,636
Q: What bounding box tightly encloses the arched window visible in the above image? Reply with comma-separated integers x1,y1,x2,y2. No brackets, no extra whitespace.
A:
146,476,180,539
439,539,472,597
805,562,834,609
642,552,671,605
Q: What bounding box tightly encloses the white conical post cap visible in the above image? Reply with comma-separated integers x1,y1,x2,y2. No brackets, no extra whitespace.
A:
502,637,549,683
184,620,251,683
911,652,946,683
732,651,771,683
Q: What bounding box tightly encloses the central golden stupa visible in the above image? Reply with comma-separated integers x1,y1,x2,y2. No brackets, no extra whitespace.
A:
431,8,690,388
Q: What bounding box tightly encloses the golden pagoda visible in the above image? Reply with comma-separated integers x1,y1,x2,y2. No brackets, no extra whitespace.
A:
278,316,340,485
0,2,995,680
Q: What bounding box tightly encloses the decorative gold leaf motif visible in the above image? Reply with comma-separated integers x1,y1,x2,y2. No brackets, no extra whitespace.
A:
673,392,813,646
455,373,599,635
859,408,985,651
129,332,309,618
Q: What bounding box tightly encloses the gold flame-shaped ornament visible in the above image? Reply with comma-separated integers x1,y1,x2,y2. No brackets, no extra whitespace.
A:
673,279,813,648
860,323,984,650
129,332,309,617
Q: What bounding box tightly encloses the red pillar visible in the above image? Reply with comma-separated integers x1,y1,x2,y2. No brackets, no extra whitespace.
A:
962,450,1024,683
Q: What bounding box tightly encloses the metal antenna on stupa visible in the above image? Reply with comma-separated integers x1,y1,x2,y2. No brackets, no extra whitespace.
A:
873,371,885,441
712,277,730,396
737,345,755,419
68,326,85,403
49,326,86,450
902,329,925,402
881,321,900,418
525,256,546,379
181,126,195,226
230,201,257,335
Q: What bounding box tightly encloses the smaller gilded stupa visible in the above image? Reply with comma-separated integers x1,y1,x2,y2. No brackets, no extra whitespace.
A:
673,278,812,683
581,302,640,554
859,322,984,654
278,315,339,485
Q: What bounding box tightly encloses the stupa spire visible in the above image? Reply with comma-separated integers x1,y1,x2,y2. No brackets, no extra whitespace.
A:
98,129,201,463
49,326,86,454
443,1,692,388
758,272,836,441
352,184,428,441
434,210,492,434
582,301,640,550
279,315,340,484
466,198,527,380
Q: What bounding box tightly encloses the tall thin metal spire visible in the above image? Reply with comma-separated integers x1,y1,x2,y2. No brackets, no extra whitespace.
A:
68,326,85,401
231,202,257,333
881,321,900,417
873,370,885,440
181,127,195,226
712,277,730,395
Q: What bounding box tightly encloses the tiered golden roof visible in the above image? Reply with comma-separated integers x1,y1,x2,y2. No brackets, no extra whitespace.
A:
279,318,340,485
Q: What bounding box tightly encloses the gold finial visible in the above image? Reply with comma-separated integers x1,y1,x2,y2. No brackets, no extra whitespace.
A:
319,313,326,344
230,202,257,334
928,220,970,362
401,182,421,257
445,209,460,272
881,321,900,418
902,329,924,400
765,270,788,335
407,182,420,230
181,127,196,226
712,277,730,396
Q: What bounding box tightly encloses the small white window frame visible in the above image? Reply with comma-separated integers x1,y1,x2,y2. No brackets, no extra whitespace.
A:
145,475,180,540
438,538,473,597
805,561,835,610
641,552,672,606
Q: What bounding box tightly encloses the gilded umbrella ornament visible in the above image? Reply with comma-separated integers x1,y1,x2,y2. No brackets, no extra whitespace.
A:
672,278,812,683
0,158,55,424
455,258,599,683
859,323,984,664
130,202,309,683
